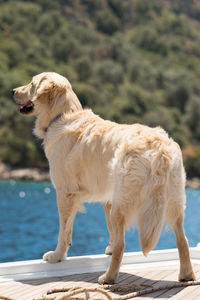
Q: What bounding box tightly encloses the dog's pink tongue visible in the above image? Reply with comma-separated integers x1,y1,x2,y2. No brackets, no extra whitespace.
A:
17,100,32,112
18,104,25,112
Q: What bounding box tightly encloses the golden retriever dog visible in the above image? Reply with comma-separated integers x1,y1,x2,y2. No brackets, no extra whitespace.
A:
13,72,195,284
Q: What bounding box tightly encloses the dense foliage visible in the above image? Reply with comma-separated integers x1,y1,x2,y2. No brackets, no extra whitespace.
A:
0,0,200,176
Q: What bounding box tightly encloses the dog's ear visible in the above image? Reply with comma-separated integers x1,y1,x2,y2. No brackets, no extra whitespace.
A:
32,77,65,103
37,78,54,98
32,77,54,102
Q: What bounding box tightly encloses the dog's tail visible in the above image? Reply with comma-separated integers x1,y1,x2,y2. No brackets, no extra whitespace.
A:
137,143,170,256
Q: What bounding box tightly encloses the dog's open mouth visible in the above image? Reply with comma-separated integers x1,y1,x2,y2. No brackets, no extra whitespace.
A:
18,100,34,114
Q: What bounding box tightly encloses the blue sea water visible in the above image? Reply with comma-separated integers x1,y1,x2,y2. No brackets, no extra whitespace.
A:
0,181,200,263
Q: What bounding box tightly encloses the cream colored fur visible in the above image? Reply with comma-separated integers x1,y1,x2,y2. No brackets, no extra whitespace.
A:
13,72,195,284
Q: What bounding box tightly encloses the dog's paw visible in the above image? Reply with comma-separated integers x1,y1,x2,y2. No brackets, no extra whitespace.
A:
105,244,113,255
43,251,65,263
98,272,117,285
179,270,196,282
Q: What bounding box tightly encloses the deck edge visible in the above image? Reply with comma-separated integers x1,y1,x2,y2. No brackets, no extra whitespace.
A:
0,247,199,282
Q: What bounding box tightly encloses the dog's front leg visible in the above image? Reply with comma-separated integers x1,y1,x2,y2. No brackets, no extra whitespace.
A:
43,191,79,263
103,203,114,255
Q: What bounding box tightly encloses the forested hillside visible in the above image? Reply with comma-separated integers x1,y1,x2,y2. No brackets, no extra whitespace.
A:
0,0,200,177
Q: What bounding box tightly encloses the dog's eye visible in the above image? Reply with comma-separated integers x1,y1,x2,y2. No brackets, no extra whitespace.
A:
30,82,35,94
31,81,36,89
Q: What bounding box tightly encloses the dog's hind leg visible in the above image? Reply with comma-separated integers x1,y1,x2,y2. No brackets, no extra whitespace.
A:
103,202,114,255
98,207,125,284
43,191,79,263
166,188,195,280
166,159,195,281
171,214,195,281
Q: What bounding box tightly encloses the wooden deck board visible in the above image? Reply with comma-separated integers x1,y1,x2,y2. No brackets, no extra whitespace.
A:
139,268,180,299
0,264,199,300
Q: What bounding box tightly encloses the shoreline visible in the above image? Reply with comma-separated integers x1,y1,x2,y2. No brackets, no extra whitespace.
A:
0,162,200,189
0,162,50,182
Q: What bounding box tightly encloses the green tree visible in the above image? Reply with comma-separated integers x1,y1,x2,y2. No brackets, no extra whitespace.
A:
96,10,120,34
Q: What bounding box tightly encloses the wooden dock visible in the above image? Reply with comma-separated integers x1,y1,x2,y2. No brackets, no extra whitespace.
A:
0,249,200,300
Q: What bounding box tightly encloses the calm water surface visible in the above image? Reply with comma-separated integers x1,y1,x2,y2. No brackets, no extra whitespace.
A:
0,181,200,262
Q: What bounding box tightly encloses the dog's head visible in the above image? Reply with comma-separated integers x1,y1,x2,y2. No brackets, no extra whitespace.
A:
13,72,82,116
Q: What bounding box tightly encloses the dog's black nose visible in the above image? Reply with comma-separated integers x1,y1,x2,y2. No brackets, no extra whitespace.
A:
12,89,15,96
